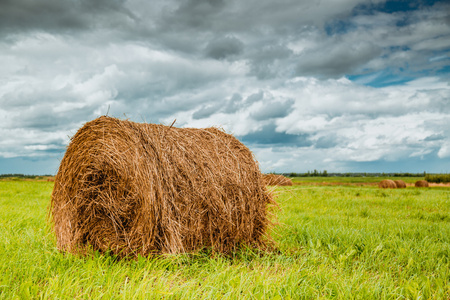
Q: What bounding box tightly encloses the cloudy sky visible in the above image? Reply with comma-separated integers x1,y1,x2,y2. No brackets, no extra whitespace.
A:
1,0,450,175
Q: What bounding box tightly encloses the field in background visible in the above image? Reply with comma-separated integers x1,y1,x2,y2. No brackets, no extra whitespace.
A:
291,176,423,184
291,176,450,188
1,179,450,299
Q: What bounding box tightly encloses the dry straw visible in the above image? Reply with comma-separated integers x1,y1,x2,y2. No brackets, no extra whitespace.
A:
378,179,397,189
394,180,407,188
50,116,274,257
415,180,429,187
263,174,293,186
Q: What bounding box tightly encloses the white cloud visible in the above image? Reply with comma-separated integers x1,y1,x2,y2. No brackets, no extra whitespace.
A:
1,0,450,173
162,74,450,172
438,143,450,158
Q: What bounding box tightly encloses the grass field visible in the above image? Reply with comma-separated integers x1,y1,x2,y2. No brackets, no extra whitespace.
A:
1,179,450,299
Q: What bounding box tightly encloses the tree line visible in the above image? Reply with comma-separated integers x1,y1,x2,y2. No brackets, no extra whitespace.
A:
279,171,431,178
425,174,450,183
0,174,52,179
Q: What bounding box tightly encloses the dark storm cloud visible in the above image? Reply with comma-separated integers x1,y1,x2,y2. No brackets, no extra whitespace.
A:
3,0,445,80
157,0,319,34
424,134,445,141
192,103,223,120
149,0,447,79
192,93,245,119
0,0,135,35
5,99,95,132
315,135,340,149
204,36,244,60
250,99,294,121
237,123,312,146
134,0,374,60
296,41,382,78
248,44,294,79
222,93,243,113
160,0,227,31
244,91,264,105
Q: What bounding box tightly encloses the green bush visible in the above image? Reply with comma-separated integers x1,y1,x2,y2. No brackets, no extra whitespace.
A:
425,174,450,183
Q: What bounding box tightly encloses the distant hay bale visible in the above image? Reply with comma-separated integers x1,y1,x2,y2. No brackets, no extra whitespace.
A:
415,180,429,187
394,180,407,188
378,179,397,189
50,116,274,257
263,174,293,186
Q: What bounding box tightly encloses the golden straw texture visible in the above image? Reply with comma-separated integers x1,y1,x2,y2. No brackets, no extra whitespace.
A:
415,180,429,187
394,180,407,188
378,179,397,189
50,116,274,257
263,174,293,186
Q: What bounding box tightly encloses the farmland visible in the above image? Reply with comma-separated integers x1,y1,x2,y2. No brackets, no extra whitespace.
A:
1,178,450,299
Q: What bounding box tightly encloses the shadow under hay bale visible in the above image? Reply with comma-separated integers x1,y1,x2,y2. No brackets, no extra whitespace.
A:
378,179,397,189
415,180,429,187
394,180,407,188
50,116,274,257
263,174,293,186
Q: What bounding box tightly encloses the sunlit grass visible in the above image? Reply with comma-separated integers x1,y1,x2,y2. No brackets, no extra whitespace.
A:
1,180,449,299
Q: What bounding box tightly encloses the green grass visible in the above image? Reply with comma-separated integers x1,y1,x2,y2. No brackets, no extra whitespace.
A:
1,180,450,299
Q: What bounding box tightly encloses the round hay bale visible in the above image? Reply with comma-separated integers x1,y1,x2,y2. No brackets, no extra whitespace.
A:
394,180,407,188
263,174,293,186
415,180,429,187
50,116,274,257
378,179,397,189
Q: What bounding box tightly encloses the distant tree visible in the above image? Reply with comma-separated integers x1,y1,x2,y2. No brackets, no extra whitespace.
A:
425,174,450,183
